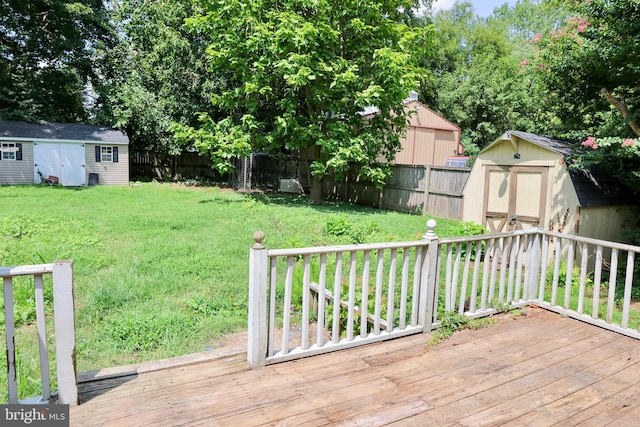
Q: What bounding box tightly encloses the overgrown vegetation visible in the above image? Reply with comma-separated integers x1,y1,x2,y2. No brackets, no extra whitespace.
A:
0,183,469,401
427,311,498,346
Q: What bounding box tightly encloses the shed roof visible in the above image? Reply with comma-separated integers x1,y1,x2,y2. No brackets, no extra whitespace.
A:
0,120,129,144
488,130,631,208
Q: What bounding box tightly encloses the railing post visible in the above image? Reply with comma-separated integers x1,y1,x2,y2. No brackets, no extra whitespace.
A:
419,219,439,331
525,229,543,302
248,231,268,368
52,260,78,406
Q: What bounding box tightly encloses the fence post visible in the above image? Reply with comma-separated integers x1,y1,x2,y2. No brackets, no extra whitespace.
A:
52,260,78,406
419,219,439,331
248,231,268,368
525,229,542,302
422,166,432,215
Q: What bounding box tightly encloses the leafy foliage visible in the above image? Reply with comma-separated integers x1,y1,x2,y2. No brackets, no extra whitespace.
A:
0,0,114,122
179,0,433,194
421,0,568,152
101,0,225,155
530,0,640,138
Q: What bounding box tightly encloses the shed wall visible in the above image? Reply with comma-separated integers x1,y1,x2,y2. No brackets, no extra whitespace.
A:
464,139,579,236
0,141,33,184
85,144,129,185
578,206,636,243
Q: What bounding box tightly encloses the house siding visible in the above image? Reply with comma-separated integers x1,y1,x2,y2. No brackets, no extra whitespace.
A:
85,144,129,185
0,141,34,184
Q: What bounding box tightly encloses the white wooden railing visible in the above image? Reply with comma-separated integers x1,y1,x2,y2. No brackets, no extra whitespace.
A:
249,224,640,368
0,261,78,405
248,221,440,368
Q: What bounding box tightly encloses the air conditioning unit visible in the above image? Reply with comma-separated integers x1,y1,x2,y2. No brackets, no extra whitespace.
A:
279,179,301,194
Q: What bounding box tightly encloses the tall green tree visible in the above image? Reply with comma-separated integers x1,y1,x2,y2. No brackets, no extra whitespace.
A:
532,0,640,139
178,0,433,199
0,0,113,122
421,0,567,153
100,0,224,156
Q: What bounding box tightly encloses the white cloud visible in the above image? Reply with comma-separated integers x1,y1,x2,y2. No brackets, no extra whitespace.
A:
432,0,457,12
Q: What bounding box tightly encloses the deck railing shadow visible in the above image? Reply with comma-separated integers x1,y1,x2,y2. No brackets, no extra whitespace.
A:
248,223,640,367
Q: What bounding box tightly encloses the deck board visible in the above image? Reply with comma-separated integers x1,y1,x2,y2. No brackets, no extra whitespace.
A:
70,308,640,426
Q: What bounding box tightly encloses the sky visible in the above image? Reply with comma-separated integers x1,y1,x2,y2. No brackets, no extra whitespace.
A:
432,0,520,18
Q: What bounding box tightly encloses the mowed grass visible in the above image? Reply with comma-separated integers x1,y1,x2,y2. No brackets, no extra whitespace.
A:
0,183,468,400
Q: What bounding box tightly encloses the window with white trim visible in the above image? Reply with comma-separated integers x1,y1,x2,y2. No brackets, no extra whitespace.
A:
95,145,119,163
1,142,18,160
101,146,113,162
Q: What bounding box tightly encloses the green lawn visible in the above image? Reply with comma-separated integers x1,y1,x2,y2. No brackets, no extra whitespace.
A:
0,183,470,400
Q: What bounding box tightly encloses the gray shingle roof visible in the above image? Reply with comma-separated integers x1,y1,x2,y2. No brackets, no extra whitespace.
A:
498,130,574,156
0,120,129,144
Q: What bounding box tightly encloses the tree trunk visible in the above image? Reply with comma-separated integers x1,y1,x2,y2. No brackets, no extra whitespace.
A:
600,88,640,137
310,175,323,202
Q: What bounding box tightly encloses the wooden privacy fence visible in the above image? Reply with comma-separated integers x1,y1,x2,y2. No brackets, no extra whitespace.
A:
248,224,640,367
323,164,470,219
130,151,217,181
0,261,77,405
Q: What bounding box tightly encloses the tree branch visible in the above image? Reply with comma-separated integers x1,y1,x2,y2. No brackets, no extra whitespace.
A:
600,87,640,137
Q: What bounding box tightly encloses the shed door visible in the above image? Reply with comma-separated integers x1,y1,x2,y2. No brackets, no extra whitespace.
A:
483,166,548,232
34,143,85,186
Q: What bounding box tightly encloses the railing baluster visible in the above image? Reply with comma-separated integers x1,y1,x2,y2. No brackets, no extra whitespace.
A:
34,274,51,401
400,249,410,329
459,242,472,314
538,234,550,301
451,243,462,311
301,255,311,349
281,256,294,355
577,243,589,315
411,247,423,327
386,249,397,332
480,239,492,311
469,241,482,313
551,237,562,306
514,235,525,302
621,251,635,329
488,239,499,306
498,237,509,304
564,241,575,309
606,249,618,324
4,276,18,404
268,257,277,357
507,236,518,304
592,245,603,320
332,252,342,344
360,251,371,339
347,252,357,340
444,244,453,310
317,254,327,347
374,250,384,335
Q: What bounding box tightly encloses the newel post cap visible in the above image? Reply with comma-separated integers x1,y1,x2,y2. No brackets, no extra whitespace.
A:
253,230,266,249
423,219,437,239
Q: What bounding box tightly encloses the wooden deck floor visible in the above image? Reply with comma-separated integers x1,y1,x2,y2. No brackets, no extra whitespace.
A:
70,308,640,426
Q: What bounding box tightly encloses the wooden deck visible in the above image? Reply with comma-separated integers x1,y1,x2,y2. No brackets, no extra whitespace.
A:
70,308,640,426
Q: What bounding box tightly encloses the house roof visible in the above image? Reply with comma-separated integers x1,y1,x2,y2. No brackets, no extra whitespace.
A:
0,120,129,144
489,130,631,208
